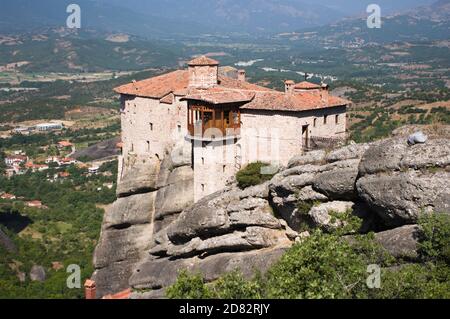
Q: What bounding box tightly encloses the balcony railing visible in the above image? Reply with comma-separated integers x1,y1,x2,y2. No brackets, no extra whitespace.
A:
188,121,240,140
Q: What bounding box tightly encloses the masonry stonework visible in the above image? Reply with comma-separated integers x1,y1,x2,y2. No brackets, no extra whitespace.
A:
115,56,350,202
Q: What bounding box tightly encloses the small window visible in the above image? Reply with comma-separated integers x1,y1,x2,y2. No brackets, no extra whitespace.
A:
335,115,339,124
202,157,205,165
223,165,226,173
147,141,150,152
201,184,205,192
313,118,317,128
150,123,153,131
177,124,181,132
324,115,328,125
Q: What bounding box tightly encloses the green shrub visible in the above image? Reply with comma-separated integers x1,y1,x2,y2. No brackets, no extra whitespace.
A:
212,271,264,299
236,162,276,189
166,222,450,299
265,231,369,299
166,270,212,299
373,263,450,299
418,214,450,264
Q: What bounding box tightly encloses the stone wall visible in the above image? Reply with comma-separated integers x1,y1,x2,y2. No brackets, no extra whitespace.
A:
120,95,188,160
240,107,347,166
191,106,347,201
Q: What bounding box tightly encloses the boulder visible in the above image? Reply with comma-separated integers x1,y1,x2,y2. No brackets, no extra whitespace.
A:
407,131,428,145
29,265,46,282
239,182,270,199
312,165,359,200
325,143,371,163
400,139,450,170
357,170,450,226
167,198,231,244
358,138,408,176
308,201,355,232
374,225,420,260
287,150,326,168
130,248,288,291
296,186,328,202
166,227,290,259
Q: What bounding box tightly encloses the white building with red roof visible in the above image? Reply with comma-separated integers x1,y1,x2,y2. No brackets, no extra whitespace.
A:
4,155,28,167
114,56,351,201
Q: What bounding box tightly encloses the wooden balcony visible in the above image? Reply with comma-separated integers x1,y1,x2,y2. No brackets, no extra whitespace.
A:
187,103,241,140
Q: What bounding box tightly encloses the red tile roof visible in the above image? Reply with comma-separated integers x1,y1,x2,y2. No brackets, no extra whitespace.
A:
294,81,322,90
160,93,174,104
114,68,350,112
188,56,219,66
218,76,274,92
114,70,189,99
241,91,350,112
185,88,256,105
58,141,73,147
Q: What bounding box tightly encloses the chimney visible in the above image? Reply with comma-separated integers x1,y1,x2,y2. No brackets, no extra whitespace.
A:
84,279,96,300
321,83,329,104
238,69,246,82
285,80,295,95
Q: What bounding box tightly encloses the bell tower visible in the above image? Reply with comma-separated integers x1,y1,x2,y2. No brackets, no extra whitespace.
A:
188,56,219,89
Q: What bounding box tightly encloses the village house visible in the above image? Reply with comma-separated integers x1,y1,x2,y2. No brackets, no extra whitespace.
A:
57,141,73,149
24,162,49,172
114,56,350,202
57,157,77,166
26,200,47,209
0,193,16,200
5,155,28,167
35,123,63,132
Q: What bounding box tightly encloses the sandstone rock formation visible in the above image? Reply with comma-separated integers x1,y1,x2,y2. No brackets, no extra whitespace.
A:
92,133,450,298
129,185,295,298
92,151,194,297
357,138,450,226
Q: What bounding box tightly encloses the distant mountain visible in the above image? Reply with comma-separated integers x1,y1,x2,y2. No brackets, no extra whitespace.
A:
98,0,347,33
0,0,204,37
285,0,450,46
0,0,441,36
407,0,450,19
0,28,181,73
300,0,436,16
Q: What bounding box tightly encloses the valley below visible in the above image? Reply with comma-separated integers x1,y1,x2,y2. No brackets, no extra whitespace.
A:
0,0,449,300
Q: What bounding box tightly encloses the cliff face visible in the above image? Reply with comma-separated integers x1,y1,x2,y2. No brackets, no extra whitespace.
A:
92,132,450,298
92,148,194,297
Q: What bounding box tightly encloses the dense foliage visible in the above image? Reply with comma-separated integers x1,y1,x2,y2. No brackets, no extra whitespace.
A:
167,215,450,299
0,161,117,298
236,162,276,189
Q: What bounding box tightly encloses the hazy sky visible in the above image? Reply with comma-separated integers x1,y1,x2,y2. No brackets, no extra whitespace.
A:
98,0,438,16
